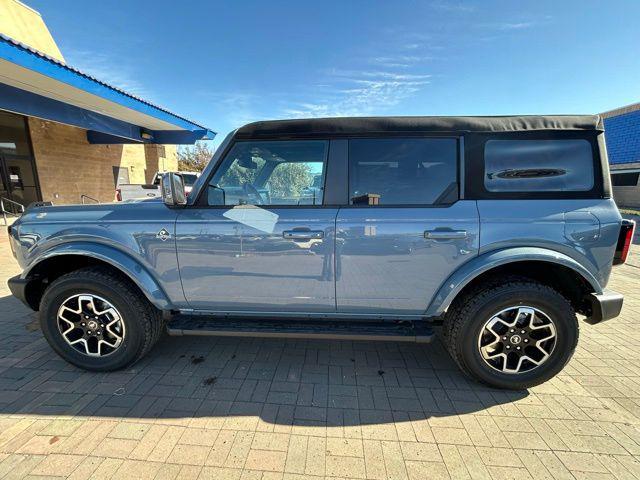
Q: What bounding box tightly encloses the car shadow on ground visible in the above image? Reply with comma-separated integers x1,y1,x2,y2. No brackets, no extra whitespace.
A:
0,294,528,427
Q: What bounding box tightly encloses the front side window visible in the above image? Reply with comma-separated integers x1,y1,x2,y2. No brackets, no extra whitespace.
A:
207,140,328,206
484,139,594,192
348,138,458,205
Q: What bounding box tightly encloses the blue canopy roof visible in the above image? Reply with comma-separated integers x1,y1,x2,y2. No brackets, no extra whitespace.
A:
0,33,215,144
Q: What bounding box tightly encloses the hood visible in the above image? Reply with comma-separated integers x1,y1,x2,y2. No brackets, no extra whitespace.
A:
16,197,168,226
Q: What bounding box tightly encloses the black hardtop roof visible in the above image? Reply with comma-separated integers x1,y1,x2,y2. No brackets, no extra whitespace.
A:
236,115,603,138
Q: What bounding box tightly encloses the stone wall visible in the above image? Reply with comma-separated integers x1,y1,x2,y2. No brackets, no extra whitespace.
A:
28,118,177,205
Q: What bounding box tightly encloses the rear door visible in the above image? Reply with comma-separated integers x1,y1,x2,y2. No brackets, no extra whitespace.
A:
176,139,338,313
335,137,479,315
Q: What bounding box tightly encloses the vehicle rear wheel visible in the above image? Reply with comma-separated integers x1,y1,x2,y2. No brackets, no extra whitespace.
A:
443,280,578,390
39,266,163,371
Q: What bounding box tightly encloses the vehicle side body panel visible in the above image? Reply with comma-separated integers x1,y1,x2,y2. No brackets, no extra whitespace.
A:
10,201,183,309
335,201,480,315
425,246,603,317
476,199,621,287
175,207,338,312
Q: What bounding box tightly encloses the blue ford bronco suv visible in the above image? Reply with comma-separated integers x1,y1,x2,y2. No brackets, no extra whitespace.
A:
7,115,635,389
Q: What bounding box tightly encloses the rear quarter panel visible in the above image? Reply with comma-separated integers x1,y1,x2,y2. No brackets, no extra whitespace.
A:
477,198,622,288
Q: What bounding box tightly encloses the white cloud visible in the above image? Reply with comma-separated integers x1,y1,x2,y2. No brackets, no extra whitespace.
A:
498,21,536,30
63,48,152,100
371,55,434,69
483,16,553,32
430,1,476,13
282,69,431,118
210,30,439,123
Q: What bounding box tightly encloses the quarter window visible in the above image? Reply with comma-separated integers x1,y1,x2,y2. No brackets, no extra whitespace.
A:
208,140,328,206
484,139,594,192
348,138,458,206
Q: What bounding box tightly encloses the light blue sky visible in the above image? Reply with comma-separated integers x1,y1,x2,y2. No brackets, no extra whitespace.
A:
29,0,640,144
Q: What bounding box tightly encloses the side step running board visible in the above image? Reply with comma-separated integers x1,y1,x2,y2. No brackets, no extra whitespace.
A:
167,316,435,343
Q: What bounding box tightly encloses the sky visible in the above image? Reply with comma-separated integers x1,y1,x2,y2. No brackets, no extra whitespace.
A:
28,0,640,145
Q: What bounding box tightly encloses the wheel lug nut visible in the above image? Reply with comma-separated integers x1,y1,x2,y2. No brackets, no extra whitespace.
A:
81,322,86,326
100,324,104,328
521,330,525,334
524,339,529,343
516,346,521,350
502,336,507,340
506,345,511,349
510,329,515,333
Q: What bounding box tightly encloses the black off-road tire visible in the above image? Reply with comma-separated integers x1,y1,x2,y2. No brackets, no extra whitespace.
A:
39,266,163,371
443,280,579,390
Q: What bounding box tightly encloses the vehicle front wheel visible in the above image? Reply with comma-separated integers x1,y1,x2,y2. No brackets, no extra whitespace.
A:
39,266,163,371
443,280,578,390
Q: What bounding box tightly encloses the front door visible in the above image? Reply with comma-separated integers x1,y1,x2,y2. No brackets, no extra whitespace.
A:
335,137,479,315
176,139,337,313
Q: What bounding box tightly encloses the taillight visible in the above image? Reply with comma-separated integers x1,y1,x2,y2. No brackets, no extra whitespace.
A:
115,189,122,202
614,219,635,265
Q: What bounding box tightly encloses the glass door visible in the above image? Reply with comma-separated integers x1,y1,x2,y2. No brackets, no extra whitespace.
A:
0,153,40,208
0,159,8,200
0,111,40,210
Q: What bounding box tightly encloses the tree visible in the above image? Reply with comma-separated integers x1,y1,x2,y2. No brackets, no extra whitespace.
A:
267,163,313,199
176,141,215,172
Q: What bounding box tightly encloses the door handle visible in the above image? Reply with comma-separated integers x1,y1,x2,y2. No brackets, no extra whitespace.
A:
424,230,468,240
283,230,324,240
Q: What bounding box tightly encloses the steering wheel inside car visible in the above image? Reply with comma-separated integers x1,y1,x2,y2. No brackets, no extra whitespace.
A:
243,183,265,205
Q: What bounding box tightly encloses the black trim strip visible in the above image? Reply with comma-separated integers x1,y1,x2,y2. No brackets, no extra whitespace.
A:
324,139,348,206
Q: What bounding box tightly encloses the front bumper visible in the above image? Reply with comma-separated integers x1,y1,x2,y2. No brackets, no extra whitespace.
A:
7,275,32,310
585,290,624,324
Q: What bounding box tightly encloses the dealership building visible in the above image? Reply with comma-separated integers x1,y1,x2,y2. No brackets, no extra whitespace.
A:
0,0,213,212
603,103,640,208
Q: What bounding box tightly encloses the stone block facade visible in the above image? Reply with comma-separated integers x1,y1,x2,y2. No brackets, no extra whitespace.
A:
28,118,178,205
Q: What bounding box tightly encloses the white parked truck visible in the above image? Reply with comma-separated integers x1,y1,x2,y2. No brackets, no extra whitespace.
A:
114,171,200,201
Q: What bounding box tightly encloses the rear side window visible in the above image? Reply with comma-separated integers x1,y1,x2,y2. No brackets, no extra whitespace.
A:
484,139,594,192
348,138,458,205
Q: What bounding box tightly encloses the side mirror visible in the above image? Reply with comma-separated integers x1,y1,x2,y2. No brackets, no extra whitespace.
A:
161,172,187,206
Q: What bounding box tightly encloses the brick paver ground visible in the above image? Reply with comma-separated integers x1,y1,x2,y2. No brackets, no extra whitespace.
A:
0,227,639,479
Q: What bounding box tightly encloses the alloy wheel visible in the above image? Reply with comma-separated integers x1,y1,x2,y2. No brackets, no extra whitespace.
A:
56,293,125,357
477,306,557,374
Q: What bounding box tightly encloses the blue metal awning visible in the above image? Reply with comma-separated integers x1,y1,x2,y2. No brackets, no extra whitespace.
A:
0,34,215,144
